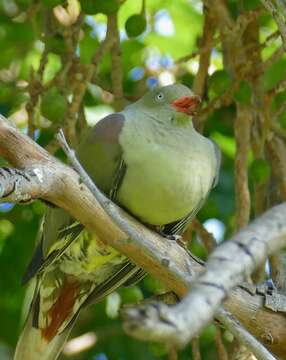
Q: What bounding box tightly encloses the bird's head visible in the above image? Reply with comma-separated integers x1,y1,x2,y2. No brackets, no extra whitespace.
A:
135,84,201,125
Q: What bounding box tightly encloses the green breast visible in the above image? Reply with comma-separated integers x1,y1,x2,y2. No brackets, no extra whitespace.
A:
118,116,217,225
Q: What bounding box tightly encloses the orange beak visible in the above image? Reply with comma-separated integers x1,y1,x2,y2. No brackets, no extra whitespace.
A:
172,95,201,116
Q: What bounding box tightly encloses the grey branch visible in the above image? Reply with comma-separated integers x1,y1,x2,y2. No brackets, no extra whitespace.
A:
261,0,286,51
122,206,286,354
0,167,42,203
215,309,276,360
0,115,286,358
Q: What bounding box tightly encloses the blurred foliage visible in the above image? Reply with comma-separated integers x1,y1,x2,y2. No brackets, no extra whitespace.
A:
0,0,285,359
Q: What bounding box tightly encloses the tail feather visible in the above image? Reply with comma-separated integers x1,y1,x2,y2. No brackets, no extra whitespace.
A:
14,277,81,360
14,312,73,360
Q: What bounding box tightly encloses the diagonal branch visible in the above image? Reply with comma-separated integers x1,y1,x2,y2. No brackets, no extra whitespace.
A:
122,205,286,358
261,0,286,51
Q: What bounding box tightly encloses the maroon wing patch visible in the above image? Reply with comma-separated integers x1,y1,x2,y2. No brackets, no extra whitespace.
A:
90,113,125,144
42,278,79,341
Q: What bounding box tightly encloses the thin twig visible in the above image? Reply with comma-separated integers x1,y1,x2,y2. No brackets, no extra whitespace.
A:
234,105,251,230
168,347,178,360
274,100,286,119
261,46,284,72
198,79,240,123
108,12,124,111
269,253,286,294
26,48,48,139
192,338,201,360
271,122,286,140
192,219,216,253
261,0,286,51
192,5,216,132
215,326,229,360
266,135,286,200
268,78,286,98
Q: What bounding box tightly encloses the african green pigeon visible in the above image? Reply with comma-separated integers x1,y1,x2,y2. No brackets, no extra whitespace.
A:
14,84,220,360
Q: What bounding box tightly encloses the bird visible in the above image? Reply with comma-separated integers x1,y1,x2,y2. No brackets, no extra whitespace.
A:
14,84,220,360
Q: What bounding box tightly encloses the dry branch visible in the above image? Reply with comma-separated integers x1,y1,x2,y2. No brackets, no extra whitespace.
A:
215,326,229,360
122,205,286,359
234,105,251,230
108,12,124,111
192,5,216,132
261,0,286,51
0,115,286,358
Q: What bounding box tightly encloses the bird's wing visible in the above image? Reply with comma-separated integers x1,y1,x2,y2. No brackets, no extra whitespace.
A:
22,215,83,284
162,197,205,236
121,268,147,287
77,112,126,194
31,236,140,337
20,108,143,346
22,113,128,284
16,227,141,360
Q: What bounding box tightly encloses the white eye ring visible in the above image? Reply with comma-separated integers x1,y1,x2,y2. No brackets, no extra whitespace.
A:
155,92,165,102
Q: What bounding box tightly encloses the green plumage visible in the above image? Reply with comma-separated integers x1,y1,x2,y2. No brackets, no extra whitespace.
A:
15,84,220,360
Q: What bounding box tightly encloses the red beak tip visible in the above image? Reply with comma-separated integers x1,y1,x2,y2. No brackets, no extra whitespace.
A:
172,95,201,115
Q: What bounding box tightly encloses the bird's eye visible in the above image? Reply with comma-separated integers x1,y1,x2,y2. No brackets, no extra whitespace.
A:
155,92,165,102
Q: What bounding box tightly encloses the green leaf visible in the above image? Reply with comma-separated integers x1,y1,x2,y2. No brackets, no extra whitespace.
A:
143,275,165,294
42,0,65,8
0,220,14,255
279,112,286,128
41,87,67,123
119,286,144,304
234,81,252,104
149,342,169,357
212,132,236,159
262,58,286,92
125,14,147,38
180,72,194,88
243,0,261,10
0,85,14,104
80,0,118,15
144,1,202,58
209,70,232,97
249,159,271,183
46,35,67,55
15,0,33,10
79,30,100,64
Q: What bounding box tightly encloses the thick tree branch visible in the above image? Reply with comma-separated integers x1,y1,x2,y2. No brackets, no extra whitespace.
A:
0,166,44,203
1,116,286,358
122,205,286,356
